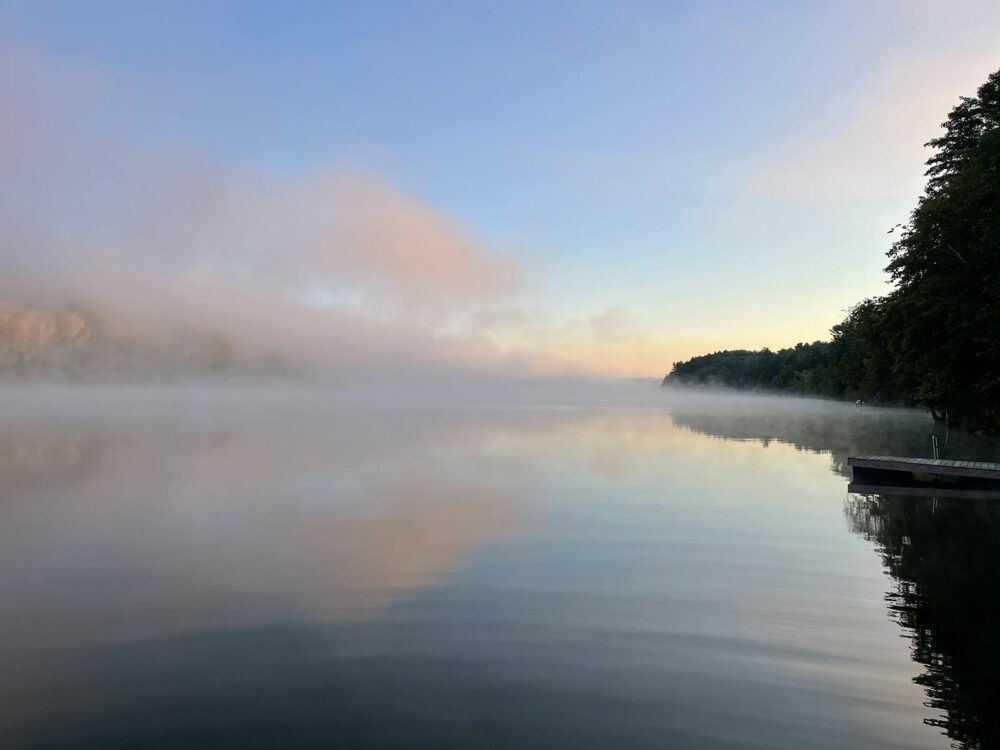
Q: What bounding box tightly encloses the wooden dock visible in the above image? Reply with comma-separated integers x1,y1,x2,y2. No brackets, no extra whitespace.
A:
848,455,1000,499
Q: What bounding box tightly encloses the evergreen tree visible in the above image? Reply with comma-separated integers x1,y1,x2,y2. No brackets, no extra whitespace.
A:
666,68,1000,429
884,70,1000,427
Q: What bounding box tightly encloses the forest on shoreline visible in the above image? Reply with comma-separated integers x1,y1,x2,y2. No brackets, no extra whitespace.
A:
664,68,1000,431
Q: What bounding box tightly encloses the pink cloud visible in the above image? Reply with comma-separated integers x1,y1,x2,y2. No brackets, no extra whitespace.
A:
0,48,679,379
588,306,638,341
747,53,1000,203
0,50,536,379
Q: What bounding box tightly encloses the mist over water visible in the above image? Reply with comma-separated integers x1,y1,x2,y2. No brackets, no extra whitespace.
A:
2,383,997,748
5,3,1000,746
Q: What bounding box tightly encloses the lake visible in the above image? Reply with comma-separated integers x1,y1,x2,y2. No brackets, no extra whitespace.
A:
2,384,998,749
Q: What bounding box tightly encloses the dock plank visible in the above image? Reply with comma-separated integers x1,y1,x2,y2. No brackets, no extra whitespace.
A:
847,455,1000,481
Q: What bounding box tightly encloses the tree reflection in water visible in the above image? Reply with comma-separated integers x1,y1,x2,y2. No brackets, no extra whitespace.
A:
846,494,1000,749
668,397,1000,749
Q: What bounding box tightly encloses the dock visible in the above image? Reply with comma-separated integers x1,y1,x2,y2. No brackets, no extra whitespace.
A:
848,455,1000,499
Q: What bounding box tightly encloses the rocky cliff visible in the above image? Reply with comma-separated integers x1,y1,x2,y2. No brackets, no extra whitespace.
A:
0,304,97,375
0,302,285,381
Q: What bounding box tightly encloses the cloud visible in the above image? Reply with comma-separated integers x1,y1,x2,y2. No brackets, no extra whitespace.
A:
76,165,523,315
0,49,535,379
588,306,638,341
0,48,685,379
313,174,521,309
747,53,1000,203
467,305,691,378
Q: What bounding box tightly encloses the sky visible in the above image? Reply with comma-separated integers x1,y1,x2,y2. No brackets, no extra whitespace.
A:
2,0,999,378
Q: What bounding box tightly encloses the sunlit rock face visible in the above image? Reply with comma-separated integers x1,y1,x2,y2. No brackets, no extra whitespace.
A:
0,303,94,364
0,302,283,381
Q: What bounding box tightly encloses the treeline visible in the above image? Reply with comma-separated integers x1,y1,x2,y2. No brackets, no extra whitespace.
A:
666,342,841,397
665,68,1000,431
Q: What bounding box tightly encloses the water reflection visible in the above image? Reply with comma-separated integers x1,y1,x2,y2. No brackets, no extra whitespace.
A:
0,413,527,745
663,394,1000,749
847,494,1000,749
668,396,1000,478
0,387,984,748
0,425,518,641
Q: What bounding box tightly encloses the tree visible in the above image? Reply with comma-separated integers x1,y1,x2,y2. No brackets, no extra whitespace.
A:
830,297,895,402
665,68,1000,429
884,69,1000,428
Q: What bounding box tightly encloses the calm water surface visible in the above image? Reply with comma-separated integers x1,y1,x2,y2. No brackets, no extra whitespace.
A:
2,385,999,749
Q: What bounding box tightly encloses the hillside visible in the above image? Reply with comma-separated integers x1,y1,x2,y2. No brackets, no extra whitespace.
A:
0,302,289,381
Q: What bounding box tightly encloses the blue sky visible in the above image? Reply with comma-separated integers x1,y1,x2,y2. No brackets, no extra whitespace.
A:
2,1,999,375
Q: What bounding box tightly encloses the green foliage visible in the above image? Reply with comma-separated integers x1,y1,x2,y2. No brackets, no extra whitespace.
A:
665,341,841,397
882,69,1000,428
666,69,1000,429
827,297,898,402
